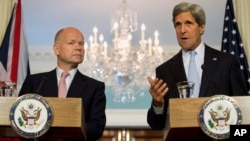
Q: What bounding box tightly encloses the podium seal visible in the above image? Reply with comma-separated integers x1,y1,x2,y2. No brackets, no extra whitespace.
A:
198,95,242,140
9,94,53,138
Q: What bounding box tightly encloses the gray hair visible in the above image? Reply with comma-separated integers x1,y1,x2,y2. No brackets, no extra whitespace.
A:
172,2,206,26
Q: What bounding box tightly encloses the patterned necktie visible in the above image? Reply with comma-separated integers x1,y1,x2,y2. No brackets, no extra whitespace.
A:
58,71,69,98
188,51,200,98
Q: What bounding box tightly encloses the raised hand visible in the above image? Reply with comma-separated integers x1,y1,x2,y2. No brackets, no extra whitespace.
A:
147,76,169,107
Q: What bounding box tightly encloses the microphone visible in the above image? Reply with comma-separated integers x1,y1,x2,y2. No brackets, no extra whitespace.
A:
201,64,215,95
36,76,48,93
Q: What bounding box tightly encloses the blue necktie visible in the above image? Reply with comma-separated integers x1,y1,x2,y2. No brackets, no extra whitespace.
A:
188,51,200,98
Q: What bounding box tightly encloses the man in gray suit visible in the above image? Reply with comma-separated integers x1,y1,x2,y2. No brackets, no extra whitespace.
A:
147,2,248,140
19,27,106,141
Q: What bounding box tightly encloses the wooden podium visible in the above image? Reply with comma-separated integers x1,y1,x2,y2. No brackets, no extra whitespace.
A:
0,96,86,140
165,96,250,141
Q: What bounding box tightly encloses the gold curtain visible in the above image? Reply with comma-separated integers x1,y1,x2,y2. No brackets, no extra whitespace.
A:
233,0,250,65
0,0,15,46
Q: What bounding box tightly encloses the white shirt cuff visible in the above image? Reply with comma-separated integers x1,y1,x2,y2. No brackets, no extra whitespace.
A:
153,105,164,114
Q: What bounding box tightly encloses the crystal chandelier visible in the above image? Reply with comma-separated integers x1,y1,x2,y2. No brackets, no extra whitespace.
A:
83,0,163,103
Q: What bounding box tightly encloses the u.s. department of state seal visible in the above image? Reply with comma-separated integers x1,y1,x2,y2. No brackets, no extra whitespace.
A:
9,94,53,139
198,95,242,140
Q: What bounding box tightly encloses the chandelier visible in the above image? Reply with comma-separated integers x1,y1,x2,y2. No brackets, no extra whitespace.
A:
82,0,163,103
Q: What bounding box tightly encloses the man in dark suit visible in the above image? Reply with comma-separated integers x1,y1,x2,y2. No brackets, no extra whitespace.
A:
146,2,248,140
19,27,106,141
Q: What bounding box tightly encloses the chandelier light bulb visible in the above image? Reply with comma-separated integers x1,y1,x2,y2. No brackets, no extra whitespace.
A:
113,22,119,30
128,34,132,40
99,34,104,42
93,27,98,33
141,24,145,31
154,30,159,37
89,35,93,44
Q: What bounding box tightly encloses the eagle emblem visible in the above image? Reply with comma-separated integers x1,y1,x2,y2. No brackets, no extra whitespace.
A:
208,106,231,129
10,94,53,138
19,104,42,128
198,95,242,140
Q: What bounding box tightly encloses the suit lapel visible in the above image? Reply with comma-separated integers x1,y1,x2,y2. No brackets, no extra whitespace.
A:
42,69,58,97
200,46,220,96
67,71,87,97
172,50,187,82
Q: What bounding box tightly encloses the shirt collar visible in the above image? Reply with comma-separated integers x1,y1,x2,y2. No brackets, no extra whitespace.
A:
182,42,205,57
56,67,77,79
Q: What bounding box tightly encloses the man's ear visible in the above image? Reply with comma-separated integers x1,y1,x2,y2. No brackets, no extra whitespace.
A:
53,44,59,55
200,25,205,35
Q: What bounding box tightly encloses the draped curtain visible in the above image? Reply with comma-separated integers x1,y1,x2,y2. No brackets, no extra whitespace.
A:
233,0,250,65
0,0,15,45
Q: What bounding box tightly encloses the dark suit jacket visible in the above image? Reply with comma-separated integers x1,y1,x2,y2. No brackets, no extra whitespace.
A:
19,69,106,141
147,44,248,130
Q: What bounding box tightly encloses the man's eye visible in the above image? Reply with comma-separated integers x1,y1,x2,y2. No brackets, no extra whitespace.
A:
186,21,193,25
174,23,181,27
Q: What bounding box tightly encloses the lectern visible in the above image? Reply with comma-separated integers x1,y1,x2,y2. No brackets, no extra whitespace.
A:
0,97,86,140
165,96,250,141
